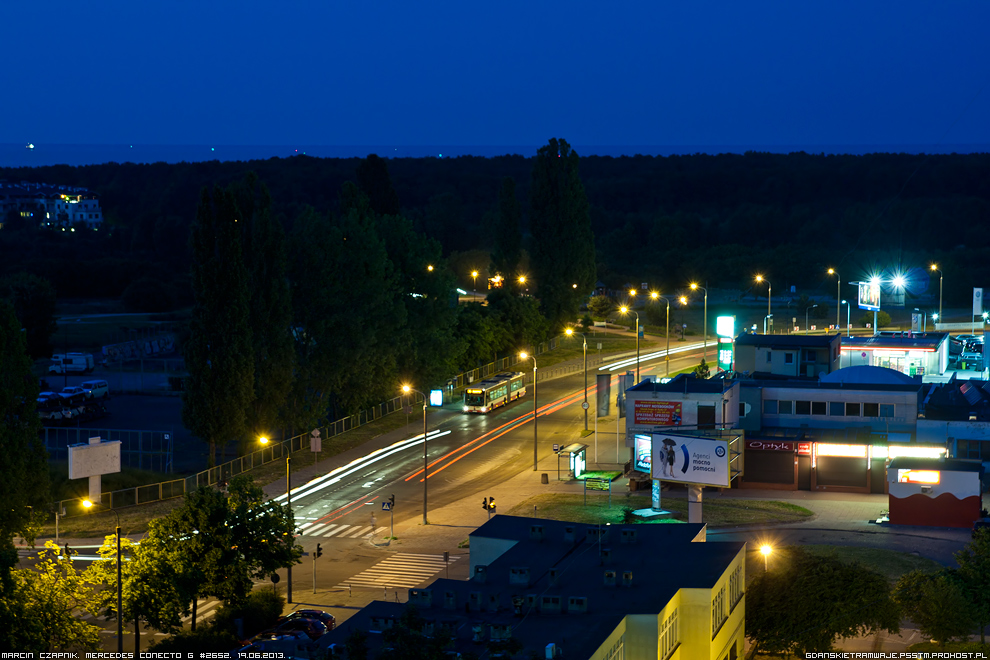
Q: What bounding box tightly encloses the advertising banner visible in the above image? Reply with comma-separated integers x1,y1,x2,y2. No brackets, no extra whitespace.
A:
651,433,730,487
858,281,881,312
634,434,652,472
975,288,984,317
596,373,611,417
634,400,683,425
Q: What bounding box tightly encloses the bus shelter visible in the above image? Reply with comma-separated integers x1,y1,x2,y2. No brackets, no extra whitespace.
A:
555,443,588,481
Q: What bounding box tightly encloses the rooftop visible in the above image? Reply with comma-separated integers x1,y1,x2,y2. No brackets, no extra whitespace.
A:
628,372,730,394
734,333,840,349
841,332,947,350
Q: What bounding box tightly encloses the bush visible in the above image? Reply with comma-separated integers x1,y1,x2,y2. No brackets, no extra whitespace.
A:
212,587,285,640
858,310,891,329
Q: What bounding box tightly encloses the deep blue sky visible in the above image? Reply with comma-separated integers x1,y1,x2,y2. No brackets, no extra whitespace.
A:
4,1,990,149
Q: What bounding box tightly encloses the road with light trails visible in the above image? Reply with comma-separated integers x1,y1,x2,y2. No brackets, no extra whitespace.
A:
277,341,708,595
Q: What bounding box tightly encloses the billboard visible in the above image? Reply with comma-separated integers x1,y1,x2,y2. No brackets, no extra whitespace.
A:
858,281,881,312
68,439,122,480
634,434,652,472
634,400,682,425
715,315,735,338
717,337,734,372
651,433,730,487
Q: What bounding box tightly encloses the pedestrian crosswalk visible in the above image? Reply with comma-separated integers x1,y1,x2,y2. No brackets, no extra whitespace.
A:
335,553,459,590
296,522,380,539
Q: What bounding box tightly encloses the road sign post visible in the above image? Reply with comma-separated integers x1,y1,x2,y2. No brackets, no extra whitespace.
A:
444,550,450,579
383,494,395,539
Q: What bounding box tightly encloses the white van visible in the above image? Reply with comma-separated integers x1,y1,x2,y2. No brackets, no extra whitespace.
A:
79,380,109,399
49,353,95,374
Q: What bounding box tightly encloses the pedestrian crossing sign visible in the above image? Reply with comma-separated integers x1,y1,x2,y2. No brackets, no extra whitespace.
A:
382,501,392,511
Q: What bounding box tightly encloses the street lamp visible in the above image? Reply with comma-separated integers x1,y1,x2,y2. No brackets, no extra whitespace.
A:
760,544,773,572
471,270,479,300
690,283,708,362
402,385,430,524
619,306,640,383
651,292,671,376
427,264,434,272
259,435,293,601
805,305,819,335
827,269,840,331
566,328,589,430
756,275,771,333
841,300,851,337
519,353,538,471
931,264,943,324
83,499,123,652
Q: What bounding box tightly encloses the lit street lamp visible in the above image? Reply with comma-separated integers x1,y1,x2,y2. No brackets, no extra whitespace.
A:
827,269,840,331
619,306,640,383
756,275,772,333
690,283,708,362
805,304,818,335
83,499,123,652
471,270,479,300
841,300,851,337
760,544,773,572
650,292,671,376
930,264,943,324
565,329,589,430
520,353,538,471
402,385,430,524
260,435,293,601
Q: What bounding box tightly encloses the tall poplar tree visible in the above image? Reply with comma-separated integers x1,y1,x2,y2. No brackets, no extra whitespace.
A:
232,174,295,442
490,176,522,286
356,154,401,216
183,186,255,466
529,138,596,332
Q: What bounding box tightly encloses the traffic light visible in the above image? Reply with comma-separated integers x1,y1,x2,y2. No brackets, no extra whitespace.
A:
489,497,496,512
389,494,395,508
482,497,488,511
315,543,323,559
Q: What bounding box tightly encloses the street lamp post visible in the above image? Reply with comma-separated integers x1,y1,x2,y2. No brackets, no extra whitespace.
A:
520,353,538,471
651,292,671,376
828,269,840,331
471,270,479,300
261,435,292,602
565,329,589,430
931,264,943,325
619,306,640,383
841,300,851,337
83,500,123,652
805,304,818,335
760,544,773,572
402,385,430,524
690,283,708,362
756,276,772,333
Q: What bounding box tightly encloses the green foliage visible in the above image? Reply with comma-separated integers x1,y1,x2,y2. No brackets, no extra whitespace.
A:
587,295,615,321
956,528,990,642
345,628,369,660
486,288,549,350
211,587,285,640
490,176,522,283
0,272,58,358
380,605,454,660
183,185,255,466
147,628,242,652
581,314,593,331
1,541,102,652
694,358,711,379
746,546,899,656
0,300,50,587
356,153,401,216
858,310,891,328
529,138,597,333
895,569,976,647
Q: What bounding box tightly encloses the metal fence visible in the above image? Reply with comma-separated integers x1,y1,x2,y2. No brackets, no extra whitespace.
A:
57,334,579,517
44,427,173,472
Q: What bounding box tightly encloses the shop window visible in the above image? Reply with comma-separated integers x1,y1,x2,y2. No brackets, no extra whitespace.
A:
795,401,811,415
829,402,844,416
958,439,968,457
983,441,990,461
879,404,894,418
812,401,827,415
863,403,879,417
764,400,778,414
845,402,860,416
766,351,771,363
739,402,746,418
785,353,794,364
779,400,793,414
805,350,817,362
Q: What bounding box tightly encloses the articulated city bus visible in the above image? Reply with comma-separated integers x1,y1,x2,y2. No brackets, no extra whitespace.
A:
463,371,526,413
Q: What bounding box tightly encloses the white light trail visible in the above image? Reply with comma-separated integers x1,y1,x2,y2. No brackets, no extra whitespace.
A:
599,341,706,371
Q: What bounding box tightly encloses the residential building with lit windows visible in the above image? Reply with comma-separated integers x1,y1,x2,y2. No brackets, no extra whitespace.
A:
0,181,104,229
322,516,747,660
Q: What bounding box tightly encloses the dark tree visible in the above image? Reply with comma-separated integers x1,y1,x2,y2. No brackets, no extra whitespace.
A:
529,138,596,332
490,176,523,285
356,154,401,216
895,569,976,648
183,186,255,466
0,272,58,359
954,529,990,643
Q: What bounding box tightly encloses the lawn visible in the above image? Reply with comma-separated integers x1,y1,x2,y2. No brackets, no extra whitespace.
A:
505,493,815,527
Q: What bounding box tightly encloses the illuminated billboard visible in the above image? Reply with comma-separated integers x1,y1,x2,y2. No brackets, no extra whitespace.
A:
858,281,881,312
715,315,735,338
897,469,940,485
634,434,652,472
651,433,730,487
633,400,682,425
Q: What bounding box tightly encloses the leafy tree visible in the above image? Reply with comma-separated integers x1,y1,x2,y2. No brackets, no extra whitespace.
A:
10,541,102,652
587,295,615,321
0,272,58,358
453,303,503,370
232,174,295,442
694,358,711,379
490,176,523,284
344,628,369,660
486,288,548,351
858,310,891,329
955,527,990,643
183,185,255,466
895,569,976,648
0,299,50,598
356,153,401,216
581,314,593,332
211,587,284,640
746,547,899,656
529,138,597,332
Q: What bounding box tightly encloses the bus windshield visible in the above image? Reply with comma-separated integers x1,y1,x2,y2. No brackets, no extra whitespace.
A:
465,392,485,406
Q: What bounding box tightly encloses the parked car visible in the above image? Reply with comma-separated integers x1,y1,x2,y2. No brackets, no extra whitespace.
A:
240,628,311,647
272,617,328,640
277,609,336,631
79,379,110,399
37,393,66,423
58,386,86,400
961,339,984,366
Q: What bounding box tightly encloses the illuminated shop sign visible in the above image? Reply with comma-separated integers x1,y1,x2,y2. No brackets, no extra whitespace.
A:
815,444,868,458
897,469,940,484
634,434,652,472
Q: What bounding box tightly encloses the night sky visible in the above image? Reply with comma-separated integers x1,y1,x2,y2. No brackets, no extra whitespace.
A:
4,1,990,149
